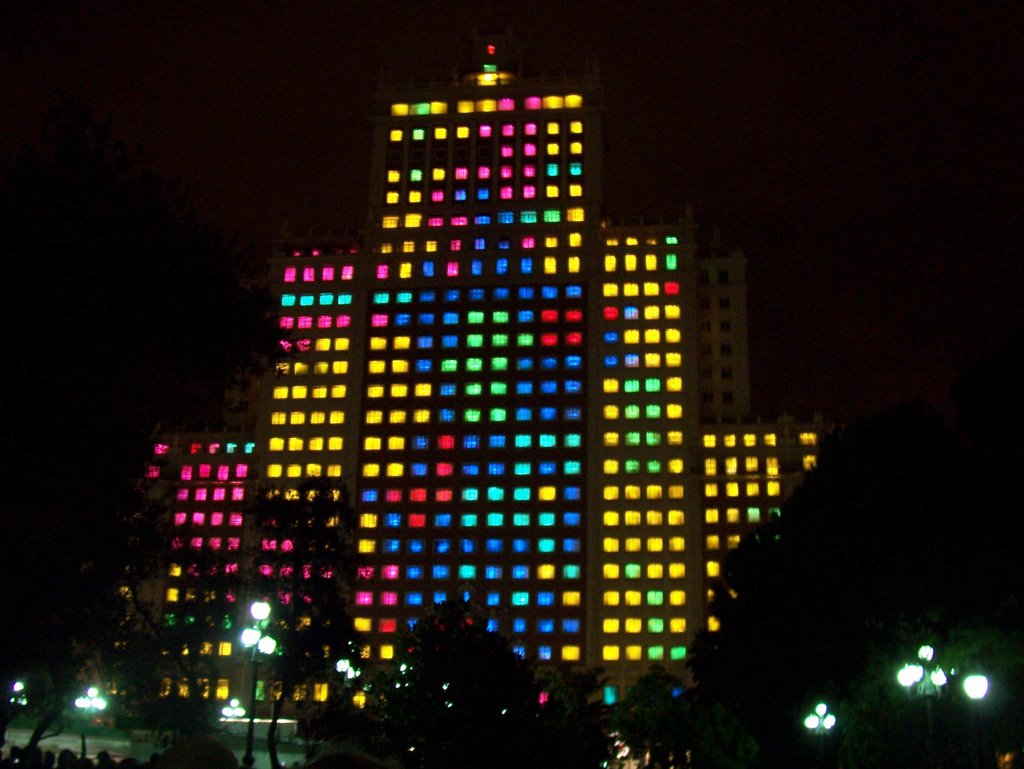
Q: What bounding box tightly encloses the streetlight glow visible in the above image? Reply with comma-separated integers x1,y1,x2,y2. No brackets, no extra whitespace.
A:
250,601,271,622
898,663,924,687
963,674,989,700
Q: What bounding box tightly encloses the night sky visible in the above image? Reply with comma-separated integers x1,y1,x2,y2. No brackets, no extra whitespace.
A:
3,1,1021,423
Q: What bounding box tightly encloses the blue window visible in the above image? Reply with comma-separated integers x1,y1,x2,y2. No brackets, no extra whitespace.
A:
417,336,434,349
489,435,507,448
476,188,490,200
443,312,459,325
486,539,503,553
407,566,423,579
498,238,511,249
566,407,582,420
515,407,532,421
415,360,432,375
497,211,514,224
385,514,401,528
493,287,510,300
486,618,499,632
538,592,555,606
520,258,533,274
518,310,534,322
460,538,476,552
445,289,460,302
462,463,479,476
563,619,581,633
513,645,526,657
497,258,509,275
565,539,581,552
407,593,423,606
516,382,533,395
541,357,558,370
603,355,618,368
540,381,557,394
486,593,500,607
538,646,552,661
540,407,557,421
473,238,486,251
625,353,639,367
439,383,456,396
539,462,556,475
439,409,456,422
512,565,529,579
469,288,485,300
513,539,529,553
434,539,451,553
454,189,467,201
538,619,555,634
487,462,505,476
442,335,458,348
542,286,558,299
566,285,582,298
418,312,435,325
408,540,424,553
475,214,491,224
604,331,619,343
384,539,400,553
435,513,451,527
485,566,502,579
422,261,435,277
564,512,581,526
396,313,411,326
463,435,480,449
513,617,527,632
432,565,450,579
413,435,429,449
411,463,428,476
516,357,534,371
361,490,378,502
434,591,447,604
419,290,436,302
565,380,582,393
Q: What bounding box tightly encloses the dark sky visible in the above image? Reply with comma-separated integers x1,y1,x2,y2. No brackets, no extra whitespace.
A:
3,1,1022,422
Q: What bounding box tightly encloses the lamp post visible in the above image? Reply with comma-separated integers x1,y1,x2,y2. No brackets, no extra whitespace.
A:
73,686,108,760
897,645,948,769
241,601,276,769
803,702,837,768
963,674,993,769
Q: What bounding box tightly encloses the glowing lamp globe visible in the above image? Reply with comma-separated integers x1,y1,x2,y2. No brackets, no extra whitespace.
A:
963,675,989,700
250,601,271,621
898,664,924,687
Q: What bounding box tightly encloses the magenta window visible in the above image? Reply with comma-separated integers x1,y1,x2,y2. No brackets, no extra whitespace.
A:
174,512,187,526
432,190,444,202
498,97,515,111
180,466,193,481
303,267,315,282
428,217,443,227
283,267,297,283
446,262,459,277
210,512,224,526
227,538,240,550
383,565,399,579
297,316,312,328
372,314,389,328
231,488,245,501
376,264,389,279
322,266,335,281
341,265,354,280
455,167,468,180
479,124,492,138
192,512,205,525
356,592,373,605
501,123,515,136
523,186,536,199
217,465,229,481
317,315,332,328
194,488,207,501
500,187,513,199
525,97,541,110
176,489,189,501
279,317,294,329
229,513,243,526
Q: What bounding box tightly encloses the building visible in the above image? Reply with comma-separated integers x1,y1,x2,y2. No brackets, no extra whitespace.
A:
150,32,824,708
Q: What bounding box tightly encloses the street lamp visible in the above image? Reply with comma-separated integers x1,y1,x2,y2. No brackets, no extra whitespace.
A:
803,702,837,768
897,645,948,769
73,686,108,759
963,674,993,769
241,601,277,769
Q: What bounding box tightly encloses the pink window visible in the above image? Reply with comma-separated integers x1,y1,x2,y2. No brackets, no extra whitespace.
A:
208,538,222,551
372,314,389,328
279,317,294,329
283,267,297,283
176,489,189,501
449,239,462,251
302,267,315,282
501,145,513,158
500,187,513,199
145,465,160,479
385,489,402,502
376,264,389,279
341,265,354,280
212,488,225,501
227,538,240,550
428,217,443,227
523,186,536,199
383,565,399,579
446,262,459,277
281,539,294,552
356,592,373,605
297,316,312,329
229,513,243,526
381,593,398,606
501,123,515,136
455,167,468,180
479,124,492,138
180,466,193,481
317,315,332,328
174,513,187,526
524,143,537,156
525,98,541,111
231,488,245,501
431,190,444,202
217,465,229,481
321,266,335,281
192,512,205,525
498,98,515,111
190,537,203,550
357,567,374,580
153,443,168,455
210,512,224,526
522,236,535,248
500,166,513,179
478,166,491,179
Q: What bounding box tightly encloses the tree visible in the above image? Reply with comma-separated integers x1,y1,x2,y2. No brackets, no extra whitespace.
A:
611,666,689,769
0,99,272,748
533,665,611,769
250,479,361,769
366,601,544,769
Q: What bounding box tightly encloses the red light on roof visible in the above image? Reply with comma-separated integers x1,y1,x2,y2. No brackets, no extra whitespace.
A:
487,44,495,55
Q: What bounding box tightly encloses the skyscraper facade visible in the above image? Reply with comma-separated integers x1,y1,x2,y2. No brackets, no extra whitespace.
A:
153,33,823,706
